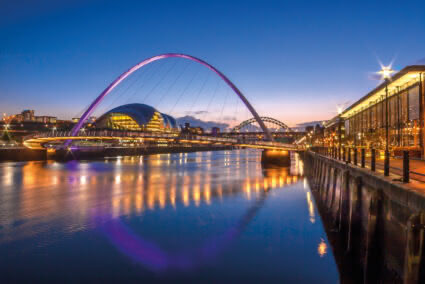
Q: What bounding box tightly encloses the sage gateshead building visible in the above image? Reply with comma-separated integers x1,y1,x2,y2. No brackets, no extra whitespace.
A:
325,65,425,157
94,103,178,133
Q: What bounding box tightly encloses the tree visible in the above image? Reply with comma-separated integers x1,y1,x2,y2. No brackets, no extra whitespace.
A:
1,131,12,142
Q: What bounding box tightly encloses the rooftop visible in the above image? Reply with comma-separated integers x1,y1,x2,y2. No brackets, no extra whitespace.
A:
340,65,425,119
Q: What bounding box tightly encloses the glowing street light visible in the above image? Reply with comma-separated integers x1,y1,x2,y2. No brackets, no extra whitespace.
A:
377,65,395,80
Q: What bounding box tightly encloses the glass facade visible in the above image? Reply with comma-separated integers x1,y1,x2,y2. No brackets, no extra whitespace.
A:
96,104,179,133
344,84,422,152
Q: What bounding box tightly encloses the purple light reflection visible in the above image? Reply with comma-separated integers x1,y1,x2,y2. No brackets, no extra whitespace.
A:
92,191,268,272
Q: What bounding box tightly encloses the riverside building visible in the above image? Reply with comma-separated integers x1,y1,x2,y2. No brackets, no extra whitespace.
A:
325,65,425,158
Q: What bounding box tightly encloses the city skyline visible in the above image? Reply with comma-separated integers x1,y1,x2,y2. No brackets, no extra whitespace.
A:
1,0,425,126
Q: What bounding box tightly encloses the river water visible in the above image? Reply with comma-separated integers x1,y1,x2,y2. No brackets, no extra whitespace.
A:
0,150,338,282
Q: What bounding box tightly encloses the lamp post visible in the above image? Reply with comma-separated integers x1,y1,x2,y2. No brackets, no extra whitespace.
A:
378,65,395,176
337,106,343,159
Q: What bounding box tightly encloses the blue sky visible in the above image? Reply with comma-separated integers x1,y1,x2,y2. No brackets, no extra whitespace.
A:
1,0,424,126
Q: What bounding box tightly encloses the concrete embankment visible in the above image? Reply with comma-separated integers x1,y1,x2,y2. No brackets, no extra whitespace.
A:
305,151,425,283
0,148,47,162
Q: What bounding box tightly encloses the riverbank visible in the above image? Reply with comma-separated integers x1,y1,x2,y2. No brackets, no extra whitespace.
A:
0,147,47,162
305,150,425,283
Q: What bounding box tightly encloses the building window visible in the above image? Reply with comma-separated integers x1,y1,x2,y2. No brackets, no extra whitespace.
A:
401,90,408,123
408,86,420,121
376,102,382,128
408,86,420,147
345,119,350,136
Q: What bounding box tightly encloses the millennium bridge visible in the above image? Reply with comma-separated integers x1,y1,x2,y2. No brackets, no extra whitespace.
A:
22,53,303,161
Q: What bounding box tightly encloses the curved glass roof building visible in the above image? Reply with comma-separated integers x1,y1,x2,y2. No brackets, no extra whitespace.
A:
95,103,178,132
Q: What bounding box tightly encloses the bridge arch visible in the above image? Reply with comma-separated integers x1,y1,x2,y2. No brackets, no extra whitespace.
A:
232,117,291,132
71,53,273,141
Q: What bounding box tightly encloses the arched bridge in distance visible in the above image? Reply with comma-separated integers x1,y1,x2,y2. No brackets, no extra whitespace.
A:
223,117,306,143
23,53,303,161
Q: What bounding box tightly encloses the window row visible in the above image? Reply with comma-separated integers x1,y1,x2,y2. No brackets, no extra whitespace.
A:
345,85,420,135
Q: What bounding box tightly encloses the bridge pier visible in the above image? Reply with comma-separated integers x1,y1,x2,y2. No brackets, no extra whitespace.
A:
261,149,290,167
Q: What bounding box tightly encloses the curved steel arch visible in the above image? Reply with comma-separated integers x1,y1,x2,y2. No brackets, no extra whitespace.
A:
71,53,273,141
232,117,291,132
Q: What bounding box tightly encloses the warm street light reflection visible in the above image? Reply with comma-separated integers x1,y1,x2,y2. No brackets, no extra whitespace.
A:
0,151,308,244
306,192,316,224
318,238,327,257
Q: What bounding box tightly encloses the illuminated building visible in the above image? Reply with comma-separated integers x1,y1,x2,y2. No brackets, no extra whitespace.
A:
325,65,425,157
95,103,178,133
181,122,204,135
22,110,35,121
72,116,97,123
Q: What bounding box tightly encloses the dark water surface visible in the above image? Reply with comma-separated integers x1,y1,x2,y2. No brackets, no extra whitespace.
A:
0,150,338,282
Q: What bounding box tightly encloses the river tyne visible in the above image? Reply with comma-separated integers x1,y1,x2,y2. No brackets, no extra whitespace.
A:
0,150,339,282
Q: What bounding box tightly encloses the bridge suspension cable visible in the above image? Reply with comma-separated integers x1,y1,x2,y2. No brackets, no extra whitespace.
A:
70,53,273,141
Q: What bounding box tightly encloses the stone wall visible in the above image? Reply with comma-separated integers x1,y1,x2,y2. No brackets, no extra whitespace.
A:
305,151,425,283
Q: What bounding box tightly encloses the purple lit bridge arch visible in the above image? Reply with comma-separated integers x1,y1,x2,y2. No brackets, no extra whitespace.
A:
71,53,273,141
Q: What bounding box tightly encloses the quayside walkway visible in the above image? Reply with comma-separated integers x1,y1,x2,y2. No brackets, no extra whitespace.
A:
311,147,425,197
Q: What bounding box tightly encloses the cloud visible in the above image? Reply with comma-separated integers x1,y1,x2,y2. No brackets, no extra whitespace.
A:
416,57,425,64
184,110,209,115
221,115,237,121
176,115,229,131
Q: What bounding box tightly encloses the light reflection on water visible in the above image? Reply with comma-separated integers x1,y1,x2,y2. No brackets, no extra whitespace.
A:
0,150,338,282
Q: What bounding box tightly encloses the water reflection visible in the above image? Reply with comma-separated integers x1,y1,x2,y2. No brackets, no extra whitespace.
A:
0,151,299,241
0,150,338,282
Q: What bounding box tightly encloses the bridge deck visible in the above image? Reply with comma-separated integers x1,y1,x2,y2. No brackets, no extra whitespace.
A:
23,131,300,151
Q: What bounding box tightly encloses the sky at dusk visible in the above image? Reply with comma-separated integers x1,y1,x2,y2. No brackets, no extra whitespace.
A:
1,0,425,126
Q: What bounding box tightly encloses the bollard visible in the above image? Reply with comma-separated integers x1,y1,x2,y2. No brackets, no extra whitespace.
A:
343,148,346,162
371,149,376,171
403,150,409,183
354,148,358,166
348,148,351,163
361,148,365,168
384,150,390,176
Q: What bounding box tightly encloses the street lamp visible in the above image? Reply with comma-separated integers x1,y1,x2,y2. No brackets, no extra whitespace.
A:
378,65,395,176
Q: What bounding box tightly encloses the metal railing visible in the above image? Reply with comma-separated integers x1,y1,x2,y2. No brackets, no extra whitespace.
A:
311,146,411,183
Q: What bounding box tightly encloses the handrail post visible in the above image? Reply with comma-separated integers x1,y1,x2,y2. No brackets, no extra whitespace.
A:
343,147,346,162
354,148,358,166
403,150,409,183
371,149,376,171
361,148,365,168
348,148,351,164
384,150,390,176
